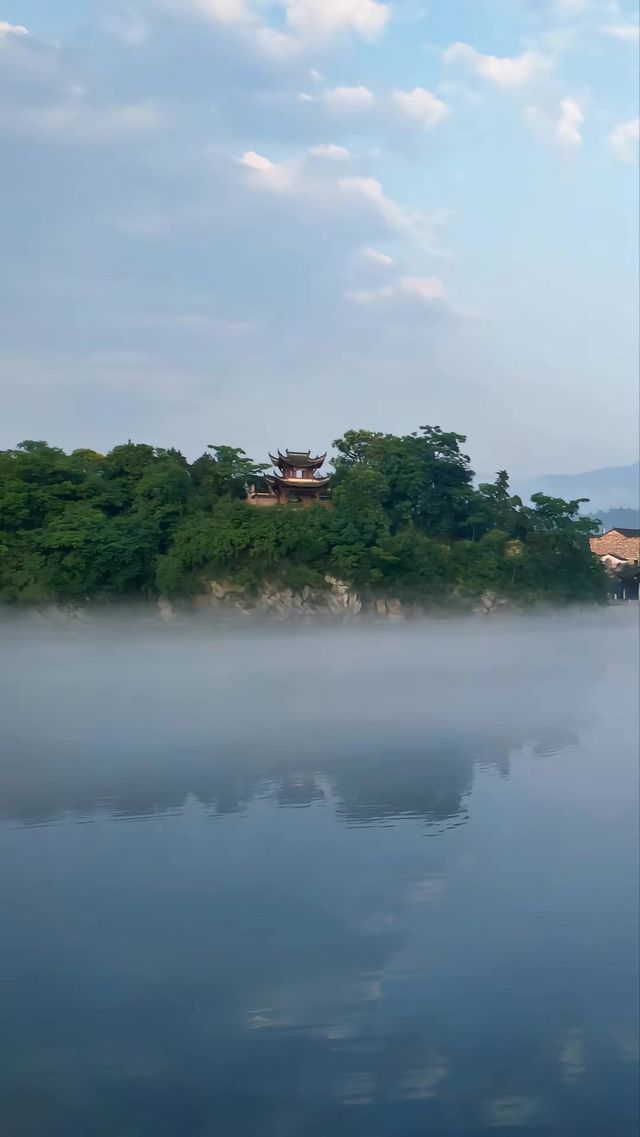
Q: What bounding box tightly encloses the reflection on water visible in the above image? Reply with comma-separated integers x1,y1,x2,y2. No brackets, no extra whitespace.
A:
0,612,638,1136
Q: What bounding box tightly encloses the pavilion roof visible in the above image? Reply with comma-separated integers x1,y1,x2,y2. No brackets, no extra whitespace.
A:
269,449,327,470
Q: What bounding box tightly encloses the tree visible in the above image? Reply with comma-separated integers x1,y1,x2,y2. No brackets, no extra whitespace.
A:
332,426,475,536
468,470,526,541
190,446,269,507
524,493,597,536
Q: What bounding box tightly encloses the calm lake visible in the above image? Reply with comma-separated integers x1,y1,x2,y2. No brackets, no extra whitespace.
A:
1,611,638,1137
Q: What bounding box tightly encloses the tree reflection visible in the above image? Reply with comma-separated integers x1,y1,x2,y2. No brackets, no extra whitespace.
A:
0,617,606,828
1,718,586,829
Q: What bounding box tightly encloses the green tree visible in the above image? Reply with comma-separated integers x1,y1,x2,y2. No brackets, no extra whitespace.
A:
332,425,474,536
190,446,268,507
467,470,526,541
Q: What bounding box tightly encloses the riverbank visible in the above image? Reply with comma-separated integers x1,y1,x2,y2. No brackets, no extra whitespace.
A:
3,585,620,629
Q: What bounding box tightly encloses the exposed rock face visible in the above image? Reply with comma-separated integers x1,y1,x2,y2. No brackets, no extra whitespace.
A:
199,576,363,620
323,577,362,617
375,597,405,620
181,579,514,620
472,590,510,616
32,604,89,623
27,585,512,624
156,597,176,622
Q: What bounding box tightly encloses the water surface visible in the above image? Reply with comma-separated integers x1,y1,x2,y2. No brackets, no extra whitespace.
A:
1,612,638,1136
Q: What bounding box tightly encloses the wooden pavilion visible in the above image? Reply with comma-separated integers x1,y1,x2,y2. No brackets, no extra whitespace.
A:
246,449,331,506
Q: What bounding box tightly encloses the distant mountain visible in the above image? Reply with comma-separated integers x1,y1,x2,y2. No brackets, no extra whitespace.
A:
591,507,640,533
515,463,639,511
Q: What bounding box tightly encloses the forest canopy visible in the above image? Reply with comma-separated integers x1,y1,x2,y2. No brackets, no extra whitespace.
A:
0,427,605,605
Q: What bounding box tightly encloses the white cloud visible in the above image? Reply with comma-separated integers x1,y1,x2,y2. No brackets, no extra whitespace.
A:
398,276,446,301
391,87,450,129
0,22,59,86
608,117,639,163
302,84,451,140
343,179,453,252
443,41,552,88
338,175,411,232
0,97,163,144
165,0,251,26
525,97,585,151
283,0,389,43
238,150,423,238
360,246,393,266
556,97,584,149
600,22,640,42
160,0,390,48
308,143,351,159
323,85,376,112
241,149,277,172
239,149,294,190
347,275,446,305
0,21,166,146
0,21,28,38
255,24,300,57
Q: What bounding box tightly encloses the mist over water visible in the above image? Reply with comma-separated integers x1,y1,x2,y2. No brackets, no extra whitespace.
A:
1,611,638,1136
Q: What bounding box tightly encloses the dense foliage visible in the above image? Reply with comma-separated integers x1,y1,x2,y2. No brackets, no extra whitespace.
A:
0,428,605,605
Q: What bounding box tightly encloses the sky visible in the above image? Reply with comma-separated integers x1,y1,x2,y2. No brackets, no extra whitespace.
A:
1,0,638,477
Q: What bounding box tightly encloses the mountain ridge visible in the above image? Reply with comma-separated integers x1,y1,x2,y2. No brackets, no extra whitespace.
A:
511,462,639,511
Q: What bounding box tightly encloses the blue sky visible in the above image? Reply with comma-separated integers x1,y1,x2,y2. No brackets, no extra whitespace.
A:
1,0,638,476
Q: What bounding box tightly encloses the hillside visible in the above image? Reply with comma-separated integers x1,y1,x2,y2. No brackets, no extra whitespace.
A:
0,428,605,608
515,463,639,512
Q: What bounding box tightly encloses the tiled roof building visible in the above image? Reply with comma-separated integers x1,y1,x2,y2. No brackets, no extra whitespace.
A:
589,528,640,564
